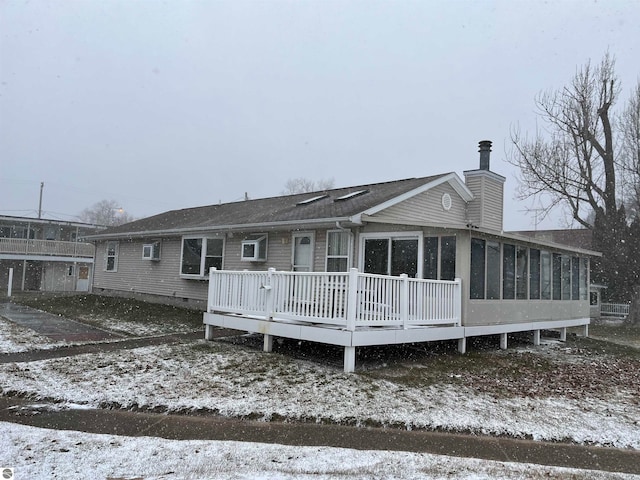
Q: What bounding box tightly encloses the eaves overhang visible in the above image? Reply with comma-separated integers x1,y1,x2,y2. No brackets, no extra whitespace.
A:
84,216,363,241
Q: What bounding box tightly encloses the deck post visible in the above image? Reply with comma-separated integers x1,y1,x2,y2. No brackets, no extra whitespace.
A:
344,346,356,373
457,337,466,354
264,334,273,352
500,333,508,350
559,327,567,342
205,324,215,341
454,278,462,326
400,274,409,328
264,268,275,320
533,330,540,346
346,268,358,332
581,324,589,337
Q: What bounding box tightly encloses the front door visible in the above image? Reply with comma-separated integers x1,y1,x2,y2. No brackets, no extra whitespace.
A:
292,233,314,271
76,265,90,291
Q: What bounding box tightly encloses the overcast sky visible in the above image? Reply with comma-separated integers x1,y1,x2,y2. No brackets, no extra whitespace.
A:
1,0,638,230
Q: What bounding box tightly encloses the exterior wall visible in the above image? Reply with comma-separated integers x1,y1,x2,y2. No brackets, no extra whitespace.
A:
94,238,209,301
92,229,335,303
464,299,590,326
369,183,468,227
463,171,504,231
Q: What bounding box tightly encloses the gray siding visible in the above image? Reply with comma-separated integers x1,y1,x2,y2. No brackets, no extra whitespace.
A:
464,171,504,231
369,183,468,226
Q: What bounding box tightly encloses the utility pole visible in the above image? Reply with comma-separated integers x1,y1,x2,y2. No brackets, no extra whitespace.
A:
38,182,44,219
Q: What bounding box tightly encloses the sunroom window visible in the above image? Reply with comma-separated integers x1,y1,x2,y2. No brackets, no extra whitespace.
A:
181,237,224,277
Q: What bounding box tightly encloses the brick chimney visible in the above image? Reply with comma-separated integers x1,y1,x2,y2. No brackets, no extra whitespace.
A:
463,140,506,232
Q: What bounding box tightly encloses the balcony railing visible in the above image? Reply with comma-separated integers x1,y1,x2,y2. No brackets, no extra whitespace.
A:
0,238,95,258
207,268,462,330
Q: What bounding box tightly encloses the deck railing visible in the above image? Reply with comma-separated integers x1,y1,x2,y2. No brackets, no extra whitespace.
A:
0,238,95,257
600,303,630,318
207,268,462,330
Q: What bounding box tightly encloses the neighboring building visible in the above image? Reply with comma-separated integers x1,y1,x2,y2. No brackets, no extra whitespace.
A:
87,141,600,371
0,215,105,293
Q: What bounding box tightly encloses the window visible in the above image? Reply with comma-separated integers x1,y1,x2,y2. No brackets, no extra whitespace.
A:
241,235,267,262
529,249,541,300
516,246,528,300
363,235,419,277
440,236,456,280
540,250,551,300
552,254,562,300
503,244,515,299
571,257,580,300
470,239,501,300
326,231,350,272
105,241,119,272
486,241,501,299
561,255,571,300
470,238,485,299
142,241,161,261
180,237,223,277
423,236,457,281
580,258,589,300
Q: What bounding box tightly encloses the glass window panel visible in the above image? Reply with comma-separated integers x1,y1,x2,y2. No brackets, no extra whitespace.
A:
561,255,571,300
327,232,349,256
580,258,589,300
470,238,485,299
503,244,515,299
327,257,348,272
552,253,562,300
364,239,389,275
423,237,439,279
529,249,541,300
571,257,580,300
516,246,528,300
181,238,203,275
440,236,456,281
540,251,552,300
486,241,501,299
391,239,418,277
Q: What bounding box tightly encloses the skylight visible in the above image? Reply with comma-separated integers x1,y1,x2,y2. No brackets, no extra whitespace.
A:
296,194,328,206
334,189,369,201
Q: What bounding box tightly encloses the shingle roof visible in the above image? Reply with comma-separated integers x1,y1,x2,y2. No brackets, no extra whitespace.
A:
92,174,452,238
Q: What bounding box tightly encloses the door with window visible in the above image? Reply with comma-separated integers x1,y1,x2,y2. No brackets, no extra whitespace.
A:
292,233,314,272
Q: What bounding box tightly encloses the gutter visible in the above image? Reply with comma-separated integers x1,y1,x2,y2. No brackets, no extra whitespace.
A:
84,216,363,241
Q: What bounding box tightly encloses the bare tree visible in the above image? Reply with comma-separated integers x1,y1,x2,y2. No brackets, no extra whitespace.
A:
282,177,335,195
508,53,640,303
78,200,134,226
619,82,640,219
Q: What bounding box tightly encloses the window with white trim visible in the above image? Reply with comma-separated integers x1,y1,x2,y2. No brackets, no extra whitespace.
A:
180,236,224,277
326,231,350,272
105,241,119,272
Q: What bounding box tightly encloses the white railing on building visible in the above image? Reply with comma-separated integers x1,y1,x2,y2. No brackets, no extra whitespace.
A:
207,268,462,329
0,238,95,257
600,303,630,318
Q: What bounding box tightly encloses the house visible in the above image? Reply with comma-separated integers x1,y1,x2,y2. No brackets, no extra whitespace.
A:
87,141,599,371
0,215,105,294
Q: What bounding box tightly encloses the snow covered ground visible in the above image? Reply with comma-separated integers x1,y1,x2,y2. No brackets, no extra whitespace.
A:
2,421,637,480
1,317,639,479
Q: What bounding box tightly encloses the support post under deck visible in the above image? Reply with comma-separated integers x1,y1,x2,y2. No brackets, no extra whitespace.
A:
344,346,355,373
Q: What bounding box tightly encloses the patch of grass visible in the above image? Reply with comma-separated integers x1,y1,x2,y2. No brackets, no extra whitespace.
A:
11,293,204,330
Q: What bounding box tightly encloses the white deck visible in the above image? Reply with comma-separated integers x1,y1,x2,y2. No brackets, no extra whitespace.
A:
203,268,589,372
